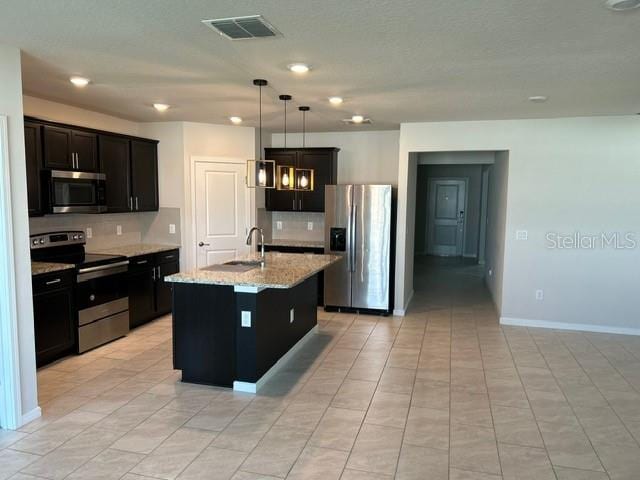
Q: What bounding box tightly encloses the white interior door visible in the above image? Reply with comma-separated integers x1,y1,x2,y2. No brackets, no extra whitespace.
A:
194,161,249,268
427,179,466,256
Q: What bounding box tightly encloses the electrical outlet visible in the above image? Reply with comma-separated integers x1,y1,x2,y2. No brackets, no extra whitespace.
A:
289,308,295,323
86,227,93,239
276,221,283,230
116,225,122,236
488,269,493,276
307,222,313,231
535,289,544,300
169,224,176,234
516,230,528,241
241,311,252,328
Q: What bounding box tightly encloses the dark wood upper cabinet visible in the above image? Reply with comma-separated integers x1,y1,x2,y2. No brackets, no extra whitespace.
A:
24,121,44,217
131,140,159,212
71,130,98,171
43,125,73,170
265,147,339,212
99,134,131,213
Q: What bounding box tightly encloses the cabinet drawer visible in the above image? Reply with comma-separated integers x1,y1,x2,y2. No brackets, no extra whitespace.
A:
155,249,179,265
128,254,155,272
32,270,74,294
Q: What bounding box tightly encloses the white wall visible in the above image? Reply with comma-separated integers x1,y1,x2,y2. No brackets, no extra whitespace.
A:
23,95,139,135
0,45,39,426
272,130,400,186
397,116,640,333
484,153,509,312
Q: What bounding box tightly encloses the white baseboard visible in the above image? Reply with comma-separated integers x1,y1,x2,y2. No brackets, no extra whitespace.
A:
393,289,414,317
21,406,41,426
500,317,640,336
233,325,319,393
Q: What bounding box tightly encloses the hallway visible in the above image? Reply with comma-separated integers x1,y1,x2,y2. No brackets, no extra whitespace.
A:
1,260,640,478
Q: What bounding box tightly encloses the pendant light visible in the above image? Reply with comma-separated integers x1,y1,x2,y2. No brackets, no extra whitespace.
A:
276,94,295,191
247,79,275,189
294,106,314,191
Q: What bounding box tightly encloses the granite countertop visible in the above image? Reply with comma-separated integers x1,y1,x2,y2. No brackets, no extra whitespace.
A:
31,261,75,276
166,252,341,289
90,243,180,258
260,239,325,249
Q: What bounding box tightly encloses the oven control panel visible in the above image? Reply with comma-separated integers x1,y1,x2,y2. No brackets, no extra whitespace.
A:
30,231,85,249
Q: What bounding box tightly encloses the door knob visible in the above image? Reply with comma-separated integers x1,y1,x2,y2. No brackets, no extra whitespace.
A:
198,242,210,247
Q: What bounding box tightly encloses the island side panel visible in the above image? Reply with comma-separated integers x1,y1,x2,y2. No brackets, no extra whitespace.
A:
172,283,236,387
236,275,318,383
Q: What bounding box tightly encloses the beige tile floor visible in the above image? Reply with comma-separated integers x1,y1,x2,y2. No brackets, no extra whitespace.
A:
2,256,640,479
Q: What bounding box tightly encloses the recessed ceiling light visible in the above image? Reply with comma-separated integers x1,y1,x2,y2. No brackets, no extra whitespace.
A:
328,96,343,105
351,115,364,123
69,76,90,87
153,103,170,112
288,63,310,74
605,0,640,11
229,116,243,124
528,96,548,103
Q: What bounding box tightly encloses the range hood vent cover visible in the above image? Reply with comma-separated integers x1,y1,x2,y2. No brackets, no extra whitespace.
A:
202,15,281,40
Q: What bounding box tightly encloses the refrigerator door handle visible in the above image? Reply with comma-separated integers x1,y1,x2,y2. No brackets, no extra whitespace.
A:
351,204,357,273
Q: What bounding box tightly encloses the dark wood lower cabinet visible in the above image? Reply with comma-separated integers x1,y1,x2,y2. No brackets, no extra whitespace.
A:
32,270,76,367
128,249,180,329
263,244,325,305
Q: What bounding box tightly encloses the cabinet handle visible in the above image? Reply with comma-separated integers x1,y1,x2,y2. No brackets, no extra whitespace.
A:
128,197,133,211
152,267,156,281
45,278,61,285
157,266,161,279
135,197,139,210
136,260,148,265
299,199,302,210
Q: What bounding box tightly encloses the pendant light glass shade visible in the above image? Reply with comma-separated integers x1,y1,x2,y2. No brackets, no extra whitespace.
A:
277,165,295,191
247,79,276,189
294,168,314,191
247,159,276,188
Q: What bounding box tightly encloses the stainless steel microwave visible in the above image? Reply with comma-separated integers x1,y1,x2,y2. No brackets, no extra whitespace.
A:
47,170,107,214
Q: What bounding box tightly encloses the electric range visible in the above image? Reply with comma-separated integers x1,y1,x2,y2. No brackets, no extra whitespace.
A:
30,231,130,353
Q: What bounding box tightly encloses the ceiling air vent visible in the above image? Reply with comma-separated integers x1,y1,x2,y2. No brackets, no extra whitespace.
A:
202,15,281,40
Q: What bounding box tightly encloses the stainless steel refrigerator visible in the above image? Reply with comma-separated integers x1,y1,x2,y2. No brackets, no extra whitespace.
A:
324,184,393,313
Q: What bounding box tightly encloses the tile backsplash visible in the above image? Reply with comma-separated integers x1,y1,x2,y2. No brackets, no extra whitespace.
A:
268,210,325,242
29,207,181,250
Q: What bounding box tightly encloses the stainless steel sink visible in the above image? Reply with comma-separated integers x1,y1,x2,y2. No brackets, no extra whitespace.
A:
224,260,263,267
201,261,259,273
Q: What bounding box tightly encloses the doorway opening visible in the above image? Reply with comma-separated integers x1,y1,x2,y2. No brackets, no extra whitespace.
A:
410,150,509,313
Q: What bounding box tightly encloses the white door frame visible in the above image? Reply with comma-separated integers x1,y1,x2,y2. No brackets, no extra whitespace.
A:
425,177,469,257
0,115,22,429
187,156,252,271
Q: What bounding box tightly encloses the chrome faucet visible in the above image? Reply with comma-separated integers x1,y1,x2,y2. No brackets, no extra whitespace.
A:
246,227,265,267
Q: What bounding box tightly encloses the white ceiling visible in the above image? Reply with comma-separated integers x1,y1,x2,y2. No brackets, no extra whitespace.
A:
1,0,639,132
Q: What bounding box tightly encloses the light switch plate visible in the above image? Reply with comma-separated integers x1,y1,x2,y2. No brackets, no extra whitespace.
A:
169,224,176,234
86,227,93,239
307,222,313,231
289,308,294,323
535,290,544,300
116,225,122,236
276,221,283,230
516,230,528,240
241,311,252,328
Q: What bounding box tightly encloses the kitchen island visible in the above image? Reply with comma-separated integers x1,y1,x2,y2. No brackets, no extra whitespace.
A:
165,252,341,392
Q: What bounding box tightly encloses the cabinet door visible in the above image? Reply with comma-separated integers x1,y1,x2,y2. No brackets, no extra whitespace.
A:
131,140,159,212
99,135,131,212
24,121,44,216
265,149,298,211
156,260,179,315
128,267,156,328
297,150,335,212
33,288,75,367
43,125,73,170
71,130,98,171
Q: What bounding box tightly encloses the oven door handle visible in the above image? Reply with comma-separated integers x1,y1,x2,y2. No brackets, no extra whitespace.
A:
77,260,130,275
